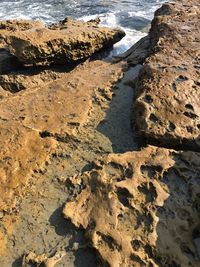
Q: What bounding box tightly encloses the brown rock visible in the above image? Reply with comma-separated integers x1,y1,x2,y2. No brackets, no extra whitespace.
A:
0,67,64,93
133,0,200,151
63,146,200,267
0,58,123,256
7,18,125,66
0,20,43,73
0,19,44,49
0,58,123,213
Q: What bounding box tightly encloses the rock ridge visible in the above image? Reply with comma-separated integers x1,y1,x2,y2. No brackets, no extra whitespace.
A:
133,0,200,151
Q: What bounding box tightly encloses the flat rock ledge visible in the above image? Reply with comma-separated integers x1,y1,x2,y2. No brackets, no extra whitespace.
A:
3,17,125,66
133,0,200,151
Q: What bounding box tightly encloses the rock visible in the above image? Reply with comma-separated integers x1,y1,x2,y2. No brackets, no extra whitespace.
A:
0,57,123,213
0,20,43,73
0,57,123,255
23,251,66,267
23,252,47,266
0,211,4,219
63,146,200,267
0,67,64,93
0,19,44,49
7,17,125,66
133,0,200,151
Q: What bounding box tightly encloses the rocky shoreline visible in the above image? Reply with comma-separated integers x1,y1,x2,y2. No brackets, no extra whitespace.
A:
0,0,199,266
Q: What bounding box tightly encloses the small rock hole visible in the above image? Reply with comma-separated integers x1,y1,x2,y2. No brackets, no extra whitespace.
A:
186,126,193,133
185,104,194,111
149,114,160,124
184,112,198,119
176,75,189,82
144,95,153,104
168,121,176,132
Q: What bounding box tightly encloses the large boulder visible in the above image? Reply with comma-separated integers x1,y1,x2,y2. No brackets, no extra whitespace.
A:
7,18,125,66
133,0,200,151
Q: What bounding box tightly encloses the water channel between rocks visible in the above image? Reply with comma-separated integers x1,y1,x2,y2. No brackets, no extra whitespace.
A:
1,64,141,267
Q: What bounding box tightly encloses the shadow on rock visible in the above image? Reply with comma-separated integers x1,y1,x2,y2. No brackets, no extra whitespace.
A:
49,206,76,237
155,149,200,267
97,64,142,153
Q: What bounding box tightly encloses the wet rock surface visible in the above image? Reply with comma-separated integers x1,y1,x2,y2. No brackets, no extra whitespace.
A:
0,1,200,267
7,17,125,66
134,0,200,151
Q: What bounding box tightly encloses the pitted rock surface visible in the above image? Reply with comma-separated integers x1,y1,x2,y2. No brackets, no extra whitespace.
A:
134,0,200,151
0,20,44,73
0,58,123,256
0,19,44,49
0,0,199,266
63,146,200,267
7,17,125,65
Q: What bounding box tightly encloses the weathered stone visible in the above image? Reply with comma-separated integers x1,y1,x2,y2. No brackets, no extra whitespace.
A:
0,20,43,73
63,146,200,267
0,19,44,49
0,58,123,213
0,58,123,257
7,18,125,66
133,0,200,151
0,67,65,93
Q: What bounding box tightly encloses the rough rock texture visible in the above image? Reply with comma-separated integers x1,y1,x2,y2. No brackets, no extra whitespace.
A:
63,146,200,267
0,1,200,266
134,0,200,151
7,17,125,65
0,20,44,73
61,1,200,267
0,67,70,93
0,19,44,49
0,58,123,233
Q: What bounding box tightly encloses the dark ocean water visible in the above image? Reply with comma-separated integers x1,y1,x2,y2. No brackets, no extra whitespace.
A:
0,0,165,54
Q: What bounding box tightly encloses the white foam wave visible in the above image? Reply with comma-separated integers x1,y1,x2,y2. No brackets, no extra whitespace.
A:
80,12,147,56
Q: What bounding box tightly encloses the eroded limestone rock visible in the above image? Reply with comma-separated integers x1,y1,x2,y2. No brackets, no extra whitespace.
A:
134,0,200,150
7,17,125,65
0,20,43,73
0,58,123,255
0,19,44,49
23,251,66,267
63,146,200,267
